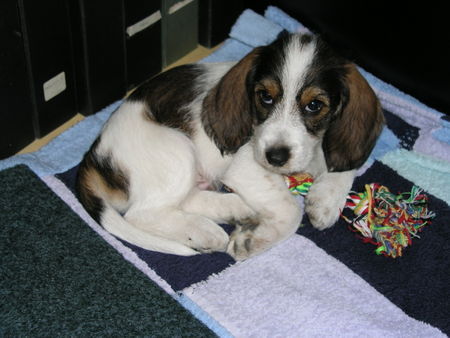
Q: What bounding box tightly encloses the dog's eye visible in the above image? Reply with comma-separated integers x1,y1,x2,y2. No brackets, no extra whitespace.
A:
259,90,273,105
305,100,323,113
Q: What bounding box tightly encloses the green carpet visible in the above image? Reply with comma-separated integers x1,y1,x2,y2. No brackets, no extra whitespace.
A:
0,165,214,336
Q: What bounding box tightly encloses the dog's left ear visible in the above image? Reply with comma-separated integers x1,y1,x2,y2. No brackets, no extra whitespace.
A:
202,47,263,154
323,64,384,171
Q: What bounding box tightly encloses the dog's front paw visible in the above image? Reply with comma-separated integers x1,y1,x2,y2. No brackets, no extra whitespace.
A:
226,218,259,260
305,181,347,230
227,217,272,260
227,230,272,261
227,229,254,261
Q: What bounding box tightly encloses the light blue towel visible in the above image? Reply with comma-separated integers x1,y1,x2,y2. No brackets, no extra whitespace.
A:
200,39,252,63
229,9,284,47
0,101,120,176
264,6,309,33
433,120,450,145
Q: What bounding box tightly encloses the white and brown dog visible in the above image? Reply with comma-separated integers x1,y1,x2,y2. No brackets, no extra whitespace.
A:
76,34,384,260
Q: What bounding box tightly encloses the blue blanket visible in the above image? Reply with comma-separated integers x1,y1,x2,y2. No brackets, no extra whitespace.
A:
2,6,449,337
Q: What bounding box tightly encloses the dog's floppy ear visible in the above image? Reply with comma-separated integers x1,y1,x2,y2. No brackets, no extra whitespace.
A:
202,47,262,154
323,64,384,171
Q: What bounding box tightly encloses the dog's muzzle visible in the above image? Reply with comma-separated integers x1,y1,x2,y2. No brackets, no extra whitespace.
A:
265,146,290,167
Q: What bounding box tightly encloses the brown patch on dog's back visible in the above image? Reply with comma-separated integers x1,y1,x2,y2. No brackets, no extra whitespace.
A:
83,166,128,206
77,141,130,222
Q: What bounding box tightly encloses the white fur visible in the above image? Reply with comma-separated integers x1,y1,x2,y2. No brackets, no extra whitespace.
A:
95,100,244,255
282,36,316,98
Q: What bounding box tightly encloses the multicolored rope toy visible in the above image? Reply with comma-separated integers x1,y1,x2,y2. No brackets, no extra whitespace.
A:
342,183,435,258
284,175,435,258
285,173,314,196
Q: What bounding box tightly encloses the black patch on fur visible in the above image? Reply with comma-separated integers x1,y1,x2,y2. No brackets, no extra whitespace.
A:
129,64,203,135
300,34,314,45
276,29,290,40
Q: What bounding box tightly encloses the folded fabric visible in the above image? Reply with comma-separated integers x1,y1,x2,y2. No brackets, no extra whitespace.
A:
369,127,400,160
381,148,450,204
264,5,309,33
433,122,450,145
229,9,284,47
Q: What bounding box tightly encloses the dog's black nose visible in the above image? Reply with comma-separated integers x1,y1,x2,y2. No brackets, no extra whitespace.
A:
265,146,290,167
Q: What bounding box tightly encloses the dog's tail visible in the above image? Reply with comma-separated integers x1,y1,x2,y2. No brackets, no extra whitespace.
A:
76,144,199,256
100,203,200,256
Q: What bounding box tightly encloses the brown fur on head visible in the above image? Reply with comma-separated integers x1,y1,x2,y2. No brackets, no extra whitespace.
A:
202,48,263,154
323,64,384,171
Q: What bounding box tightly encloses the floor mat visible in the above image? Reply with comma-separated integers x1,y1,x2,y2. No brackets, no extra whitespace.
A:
0,165,214,336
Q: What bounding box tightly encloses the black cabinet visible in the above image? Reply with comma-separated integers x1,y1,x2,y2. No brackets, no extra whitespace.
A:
125,1,162,89
69,0,127,116
70,0,166,113
162,0,198,68
1,0,202,159
1,0,77,158
0,0,34,158
18,0,78,137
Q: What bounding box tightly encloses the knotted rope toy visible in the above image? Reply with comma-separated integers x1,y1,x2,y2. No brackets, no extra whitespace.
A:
284,175,435,258
285,173,314,196
343,183,435,258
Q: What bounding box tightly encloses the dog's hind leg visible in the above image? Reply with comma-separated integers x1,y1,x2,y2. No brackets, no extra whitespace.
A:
123,207,229,253
180,189,258,224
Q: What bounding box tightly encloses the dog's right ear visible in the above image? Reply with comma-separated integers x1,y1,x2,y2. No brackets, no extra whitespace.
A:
202,47,263,154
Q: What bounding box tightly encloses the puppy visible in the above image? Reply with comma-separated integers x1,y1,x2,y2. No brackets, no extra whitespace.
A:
76,33,384,260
